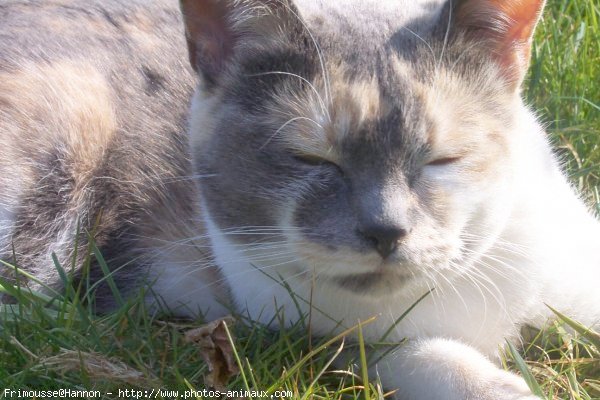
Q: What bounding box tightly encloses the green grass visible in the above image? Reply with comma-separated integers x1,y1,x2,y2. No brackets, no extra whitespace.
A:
1,0,599,398
527,0,600,209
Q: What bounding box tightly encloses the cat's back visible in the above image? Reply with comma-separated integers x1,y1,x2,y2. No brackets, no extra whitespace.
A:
0,0,188,68
0,0,194,110
0,0,201,307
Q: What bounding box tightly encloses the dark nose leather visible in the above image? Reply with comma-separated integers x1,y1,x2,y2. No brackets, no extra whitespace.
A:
360,224,408,259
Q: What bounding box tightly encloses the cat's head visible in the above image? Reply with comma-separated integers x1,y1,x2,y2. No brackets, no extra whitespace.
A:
181,0,545,295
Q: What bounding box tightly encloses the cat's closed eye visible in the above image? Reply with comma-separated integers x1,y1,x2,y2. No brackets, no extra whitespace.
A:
293,154,344,176
425,156,463,166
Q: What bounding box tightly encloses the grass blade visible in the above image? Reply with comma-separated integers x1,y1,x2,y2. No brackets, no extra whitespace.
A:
506,340,545,398
357,321,371,400
547,305,600,350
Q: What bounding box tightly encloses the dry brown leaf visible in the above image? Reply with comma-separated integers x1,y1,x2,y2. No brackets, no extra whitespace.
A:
184,316,239,390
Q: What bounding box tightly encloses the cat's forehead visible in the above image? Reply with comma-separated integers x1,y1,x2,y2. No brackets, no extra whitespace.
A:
263,0,452,159
265,50,512,173
297,0,448,60
268,57,431,170
297,0,448,38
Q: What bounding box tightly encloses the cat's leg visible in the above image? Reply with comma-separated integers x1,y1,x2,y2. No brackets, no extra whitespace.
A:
374,338,539,400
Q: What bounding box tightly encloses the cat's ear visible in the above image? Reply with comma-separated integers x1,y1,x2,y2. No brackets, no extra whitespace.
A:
180,0,298,87
454,0,546,90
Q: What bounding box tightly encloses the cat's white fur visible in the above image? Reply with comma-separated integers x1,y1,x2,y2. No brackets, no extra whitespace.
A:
150,259,229,319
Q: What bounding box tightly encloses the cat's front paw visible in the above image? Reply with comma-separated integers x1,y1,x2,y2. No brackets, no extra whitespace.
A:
477,368,540,400
377,338,542,400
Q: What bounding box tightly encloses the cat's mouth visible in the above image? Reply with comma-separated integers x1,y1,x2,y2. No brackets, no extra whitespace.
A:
325,267,416,294
292,242,450,294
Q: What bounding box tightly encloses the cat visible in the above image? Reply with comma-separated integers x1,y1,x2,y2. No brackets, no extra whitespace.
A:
1,0,599,399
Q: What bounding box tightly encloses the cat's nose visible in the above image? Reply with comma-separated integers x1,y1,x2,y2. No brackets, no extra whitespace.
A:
360,224,408,259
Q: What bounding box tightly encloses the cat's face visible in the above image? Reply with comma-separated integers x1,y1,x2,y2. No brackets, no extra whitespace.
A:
182,0,543,295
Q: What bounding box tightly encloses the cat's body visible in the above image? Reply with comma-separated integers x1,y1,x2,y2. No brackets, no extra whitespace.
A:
0,0,226,314
1,0,599,399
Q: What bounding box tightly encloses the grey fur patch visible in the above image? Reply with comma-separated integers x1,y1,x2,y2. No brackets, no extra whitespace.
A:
0,0,217,310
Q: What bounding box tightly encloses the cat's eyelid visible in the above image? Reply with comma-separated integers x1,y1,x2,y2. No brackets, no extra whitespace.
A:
293,153,329,166
426,155,463,166
293,153,345,176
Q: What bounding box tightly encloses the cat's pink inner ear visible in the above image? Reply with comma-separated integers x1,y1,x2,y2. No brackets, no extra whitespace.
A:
180,0,236,85
180,0,296,86
456,0,546,90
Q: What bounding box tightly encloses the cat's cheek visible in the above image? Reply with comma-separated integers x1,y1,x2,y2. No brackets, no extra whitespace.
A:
415,165,506,261
417,166,473,225
420,162,511,217
419,164,470,195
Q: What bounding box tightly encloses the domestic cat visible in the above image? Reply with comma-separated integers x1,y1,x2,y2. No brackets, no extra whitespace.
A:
1,0,598,399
